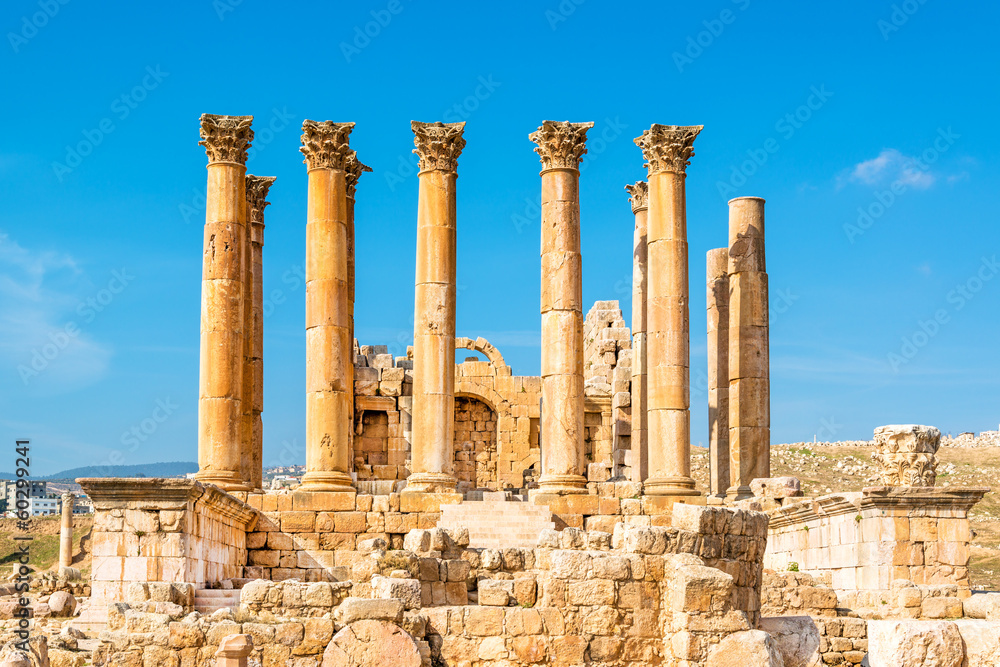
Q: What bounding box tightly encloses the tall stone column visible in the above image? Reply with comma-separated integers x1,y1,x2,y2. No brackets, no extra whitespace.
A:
727,197,770,500
531,120,593,495
634,124,702,497
345,155,371,472
706,248,730,497
59,492,74,569
300,120,355,493
345,154,372,349
627,182,649,484
404,121,466,497
195,113,253,491
244,175,275,490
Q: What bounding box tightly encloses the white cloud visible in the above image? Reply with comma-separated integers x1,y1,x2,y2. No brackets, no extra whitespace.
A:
0,233,113,394
846,148,935,190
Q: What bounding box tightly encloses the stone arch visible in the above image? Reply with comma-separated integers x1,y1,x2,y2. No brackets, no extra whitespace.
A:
322,620,421,667
455,336,509,372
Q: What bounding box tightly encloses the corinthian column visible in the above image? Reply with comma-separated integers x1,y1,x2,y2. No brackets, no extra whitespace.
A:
404,121,466,497
727,197,769,500
634,124,702,496
300,120,355,492
530,120,593,495
627,182,649,484
195,113,253,491
244,175,275,490
706,248,730,497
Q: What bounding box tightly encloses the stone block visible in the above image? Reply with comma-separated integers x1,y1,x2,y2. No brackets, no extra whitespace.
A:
335,597,404,625
399,492,463,514
465,607,504,636
867,620,964,667
759,616,821,667
280,512,315,533
478,579,513,606
706,630,784,667
371,576,422,610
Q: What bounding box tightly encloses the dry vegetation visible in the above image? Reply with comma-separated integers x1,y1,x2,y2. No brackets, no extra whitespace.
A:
692,444,999,591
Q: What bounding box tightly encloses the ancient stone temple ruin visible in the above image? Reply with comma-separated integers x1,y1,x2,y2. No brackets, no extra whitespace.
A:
7,114,995,667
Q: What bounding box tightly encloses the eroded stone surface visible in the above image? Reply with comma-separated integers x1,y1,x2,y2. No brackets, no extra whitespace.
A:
321,620,421,667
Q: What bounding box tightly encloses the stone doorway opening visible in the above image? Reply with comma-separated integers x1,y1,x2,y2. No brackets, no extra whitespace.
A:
453,396,498,492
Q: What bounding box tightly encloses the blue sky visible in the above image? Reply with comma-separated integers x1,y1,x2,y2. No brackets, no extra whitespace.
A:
1,1,998,474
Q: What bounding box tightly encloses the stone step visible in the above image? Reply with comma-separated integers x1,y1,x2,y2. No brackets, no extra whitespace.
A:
195,589,242,599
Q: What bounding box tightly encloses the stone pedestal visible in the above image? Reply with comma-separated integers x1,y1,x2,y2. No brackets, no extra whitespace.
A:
405,121,466,496
244,176,275,491
634,124,703,497
872,424,941,486
726,196,769,500
59,492,74,569
300,120,356,492
706,248,730,497
195,113,254,492
627,181,649,484
530,120,593,496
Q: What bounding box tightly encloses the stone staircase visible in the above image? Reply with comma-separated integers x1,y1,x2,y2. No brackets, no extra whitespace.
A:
194,588,242,615
437,500,555,549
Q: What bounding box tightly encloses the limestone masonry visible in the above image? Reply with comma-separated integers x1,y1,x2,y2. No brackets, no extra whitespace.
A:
3,114,994,667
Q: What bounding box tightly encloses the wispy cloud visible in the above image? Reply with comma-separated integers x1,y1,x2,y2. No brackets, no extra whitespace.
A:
845,148,935,189
0,233,113,394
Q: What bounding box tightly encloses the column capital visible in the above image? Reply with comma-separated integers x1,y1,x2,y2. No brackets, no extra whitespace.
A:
529,120,594,171
199,114,254,165
411,121,466,173
300,120,355,170
345,152,373,198
634,124,703,175
625,181,648,213
246,175,276,223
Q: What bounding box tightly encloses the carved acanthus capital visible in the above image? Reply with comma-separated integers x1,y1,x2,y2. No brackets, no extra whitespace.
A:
634,124,703,175
411,121,466,173
199,114,254,165
626,181,648,213
345,152,373,198
529,120,594,171
246,175,276,223
871,424,941,487
300,120,355,171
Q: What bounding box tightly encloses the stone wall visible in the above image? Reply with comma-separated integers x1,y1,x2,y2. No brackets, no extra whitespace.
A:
78,479,256,622
583,301,633,480
95,502,770,667
764,486,986,594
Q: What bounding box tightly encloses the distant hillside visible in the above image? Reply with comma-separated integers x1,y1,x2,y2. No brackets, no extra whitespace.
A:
0,461,198,481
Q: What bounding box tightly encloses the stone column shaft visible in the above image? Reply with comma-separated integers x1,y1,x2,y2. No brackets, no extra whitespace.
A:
300,120,355,492
195,113,253,491
531,120,593,495
707,248,730,496
627,182,649,483
406,121,465,495
246,176,275,490
635,124,702,496
727,196,769,499
59,492,74,569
